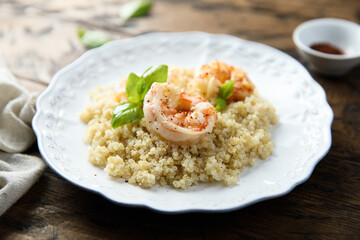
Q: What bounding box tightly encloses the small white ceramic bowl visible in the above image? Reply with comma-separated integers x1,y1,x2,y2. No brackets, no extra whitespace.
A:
293,18,360,76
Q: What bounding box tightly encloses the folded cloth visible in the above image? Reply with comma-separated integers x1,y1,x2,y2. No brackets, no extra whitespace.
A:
0,153,45,216
0,56,46,216
0,59,37,152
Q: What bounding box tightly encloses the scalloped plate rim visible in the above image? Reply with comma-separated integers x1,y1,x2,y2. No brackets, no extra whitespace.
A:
32,31,333,213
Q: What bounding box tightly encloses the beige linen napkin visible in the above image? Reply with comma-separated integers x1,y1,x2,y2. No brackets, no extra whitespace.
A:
0,56,46,216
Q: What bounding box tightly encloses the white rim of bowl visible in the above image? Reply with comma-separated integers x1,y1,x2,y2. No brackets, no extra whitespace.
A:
293,18,360,60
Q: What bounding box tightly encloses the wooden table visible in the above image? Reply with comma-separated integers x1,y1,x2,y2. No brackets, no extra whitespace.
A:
1,0,359,239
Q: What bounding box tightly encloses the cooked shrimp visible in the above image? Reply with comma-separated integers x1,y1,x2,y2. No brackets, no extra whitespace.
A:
143,82,217,144
193,61,255,102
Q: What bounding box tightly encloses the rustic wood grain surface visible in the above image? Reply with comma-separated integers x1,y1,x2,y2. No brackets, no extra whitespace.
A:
0,0,359,239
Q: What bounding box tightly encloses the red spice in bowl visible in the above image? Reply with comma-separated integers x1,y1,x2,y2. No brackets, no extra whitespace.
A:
310,43,344,55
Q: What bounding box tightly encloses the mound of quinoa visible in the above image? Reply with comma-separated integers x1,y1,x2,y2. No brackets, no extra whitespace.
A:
80,67,278,189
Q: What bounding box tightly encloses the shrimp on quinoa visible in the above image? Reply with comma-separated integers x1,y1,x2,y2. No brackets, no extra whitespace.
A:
192,61,255,102
143,82,217,144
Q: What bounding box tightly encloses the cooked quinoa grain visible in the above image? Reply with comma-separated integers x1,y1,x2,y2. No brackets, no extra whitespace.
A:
80,66,278,189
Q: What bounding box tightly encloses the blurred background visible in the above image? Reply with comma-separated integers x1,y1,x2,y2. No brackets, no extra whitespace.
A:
0,0,358,91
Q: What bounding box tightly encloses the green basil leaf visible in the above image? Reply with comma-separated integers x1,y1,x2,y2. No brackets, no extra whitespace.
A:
79,30,111,49
112,102,144,128
142,64,168,98
120,0,153,20
215,97,227,111
126,73,146,104
77,27,86,38
218,79,235,99
112,64,168,127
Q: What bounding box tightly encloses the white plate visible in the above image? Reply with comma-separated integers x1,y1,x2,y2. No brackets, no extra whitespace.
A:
33,32,333,213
